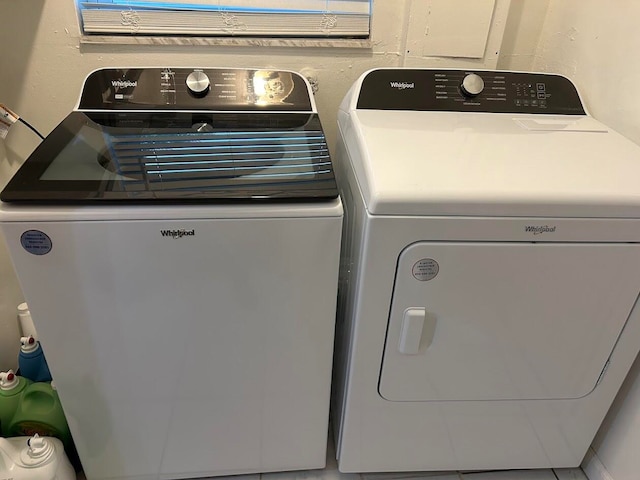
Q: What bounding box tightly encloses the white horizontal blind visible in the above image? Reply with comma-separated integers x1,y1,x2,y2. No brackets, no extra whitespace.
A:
78,0,371,37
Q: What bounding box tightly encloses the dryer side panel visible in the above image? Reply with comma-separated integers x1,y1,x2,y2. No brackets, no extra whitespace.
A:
379,242,640,402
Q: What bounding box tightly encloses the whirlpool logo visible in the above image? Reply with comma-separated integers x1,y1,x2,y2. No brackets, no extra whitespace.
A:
161,229,195,239
111,80,138,89
525,225,557,235
390,81,415,90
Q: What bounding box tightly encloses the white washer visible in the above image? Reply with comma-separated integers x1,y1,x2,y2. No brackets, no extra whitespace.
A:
0,68,342,480
332,68,640,472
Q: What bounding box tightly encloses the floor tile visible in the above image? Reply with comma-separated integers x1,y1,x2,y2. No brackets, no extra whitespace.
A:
399,475,460,480
261,436,358,480
361,473,460,480
552,469,588,480
393,475,461,480
211,475,260,480
461,470,556,480
261,470,351,480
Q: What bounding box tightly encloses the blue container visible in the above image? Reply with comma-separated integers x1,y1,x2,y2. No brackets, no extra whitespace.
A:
18,337,52,383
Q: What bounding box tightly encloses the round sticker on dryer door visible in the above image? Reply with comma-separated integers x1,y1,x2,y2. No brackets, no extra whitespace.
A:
412,258,439,281
20,230,52,255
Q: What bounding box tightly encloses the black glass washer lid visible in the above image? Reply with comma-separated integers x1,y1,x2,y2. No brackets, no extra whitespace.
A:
1,111,338,204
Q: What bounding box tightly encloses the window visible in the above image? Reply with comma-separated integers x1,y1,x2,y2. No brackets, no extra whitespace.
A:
77,0,372,38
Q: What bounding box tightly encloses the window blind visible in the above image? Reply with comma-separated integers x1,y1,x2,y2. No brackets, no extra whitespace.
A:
77,0,371,37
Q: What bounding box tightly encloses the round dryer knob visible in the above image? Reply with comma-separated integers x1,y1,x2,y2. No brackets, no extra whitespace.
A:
186,71,210,97
460,73,485,97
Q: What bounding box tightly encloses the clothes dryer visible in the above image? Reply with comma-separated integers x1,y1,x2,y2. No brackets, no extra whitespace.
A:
1,68,342,480
332,69,640,472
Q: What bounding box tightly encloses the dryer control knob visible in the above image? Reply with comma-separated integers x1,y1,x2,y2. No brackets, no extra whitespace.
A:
186,71,210,97
460,73,485,97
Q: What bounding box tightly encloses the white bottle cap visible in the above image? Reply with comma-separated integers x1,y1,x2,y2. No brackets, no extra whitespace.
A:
20,336,39,353
0,369,19,390
17,302,38,338
23,434,54,465
27,434,52,458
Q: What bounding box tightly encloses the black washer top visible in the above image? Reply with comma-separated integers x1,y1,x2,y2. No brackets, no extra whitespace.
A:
1,68,338,204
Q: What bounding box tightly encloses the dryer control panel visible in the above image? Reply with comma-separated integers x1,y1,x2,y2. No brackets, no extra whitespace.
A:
356,70,585,115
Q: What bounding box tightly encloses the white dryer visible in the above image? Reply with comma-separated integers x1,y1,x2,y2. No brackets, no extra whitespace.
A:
332,69,640,472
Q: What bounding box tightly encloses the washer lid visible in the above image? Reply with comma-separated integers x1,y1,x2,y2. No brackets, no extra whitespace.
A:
343,109,640,217
1,111,337,204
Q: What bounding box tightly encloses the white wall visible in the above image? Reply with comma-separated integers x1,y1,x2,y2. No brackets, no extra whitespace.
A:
533,0,640,145
0,1,514,371
530,2,640,479
497,0,549,71
0,140,22,371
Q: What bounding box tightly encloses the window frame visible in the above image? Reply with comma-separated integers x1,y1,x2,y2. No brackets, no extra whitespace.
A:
76,0,373,48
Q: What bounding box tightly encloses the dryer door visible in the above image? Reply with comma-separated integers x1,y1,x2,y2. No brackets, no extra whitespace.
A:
379,242,640,402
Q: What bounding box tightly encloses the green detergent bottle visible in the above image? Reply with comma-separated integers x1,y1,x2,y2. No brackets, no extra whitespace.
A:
0,370,32,436
8,382,72,451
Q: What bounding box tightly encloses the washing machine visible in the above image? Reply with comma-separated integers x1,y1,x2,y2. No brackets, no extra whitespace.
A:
0,68,342,480
332,68,640,472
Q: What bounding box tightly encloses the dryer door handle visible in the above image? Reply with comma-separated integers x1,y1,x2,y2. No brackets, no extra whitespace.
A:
398,307,435,354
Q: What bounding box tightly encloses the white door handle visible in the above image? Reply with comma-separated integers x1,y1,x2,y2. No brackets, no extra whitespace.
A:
398,308,426,354
398,307,436,354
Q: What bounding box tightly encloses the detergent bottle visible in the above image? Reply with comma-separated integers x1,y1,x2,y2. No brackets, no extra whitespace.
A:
17,303,37,338
0,434,76,480
8,382,72,455
0,370,32,436
18,336,52,383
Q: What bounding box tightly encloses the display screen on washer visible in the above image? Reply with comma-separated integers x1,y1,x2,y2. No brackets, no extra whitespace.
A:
1,112,337,203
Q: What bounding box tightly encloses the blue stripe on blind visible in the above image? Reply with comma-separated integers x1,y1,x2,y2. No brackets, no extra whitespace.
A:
79,1,371,14
77,0,371,37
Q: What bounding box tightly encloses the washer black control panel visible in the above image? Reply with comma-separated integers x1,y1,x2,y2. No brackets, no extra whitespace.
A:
356,69,585,115
79,68,313,111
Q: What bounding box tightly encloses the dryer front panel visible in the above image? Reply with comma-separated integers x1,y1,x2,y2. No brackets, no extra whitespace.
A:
379,242,640,402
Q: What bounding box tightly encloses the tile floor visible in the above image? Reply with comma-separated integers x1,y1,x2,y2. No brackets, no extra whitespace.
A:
238,436,588,480
76,437,588,480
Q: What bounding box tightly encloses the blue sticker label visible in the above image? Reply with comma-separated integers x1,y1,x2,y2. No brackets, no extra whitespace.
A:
20,230,52,255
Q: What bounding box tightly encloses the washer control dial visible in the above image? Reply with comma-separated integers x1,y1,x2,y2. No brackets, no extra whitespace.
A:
186,71,210,96
460,73,485,97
